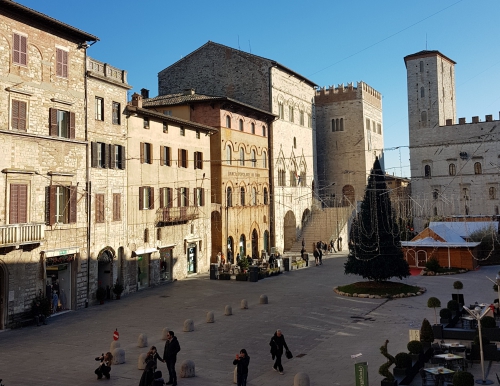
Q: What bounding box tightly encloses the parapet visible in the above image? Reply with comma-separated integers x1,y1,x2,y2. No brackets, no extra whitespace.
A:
445,113,499,127
315,81,381,107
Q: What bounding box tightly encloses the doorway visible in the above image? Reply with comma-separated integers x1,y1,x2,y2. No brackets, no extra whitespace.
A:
251,229,259,259
159,248,173,282
187,243,197,274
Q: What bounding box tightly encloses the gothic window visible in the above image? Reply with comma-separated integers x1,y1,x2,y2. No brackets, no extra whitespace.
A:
432,190,439,200
424,165,431,178
449,163,456,176
251,123,255,134
421,111,427,127
278,103,284,119
489,187,496,200
262,125,267,137
240,186,245,206
262,151,267,168
251,150,256,167
263,187,268,205
226,115,231,128
239,119,244,131
239,148,245,166
226,146,232,165
293,137,296,149
289,106,294,123
420,87,425,98
226,187,233,207
433,207,438,216
474,162,482,174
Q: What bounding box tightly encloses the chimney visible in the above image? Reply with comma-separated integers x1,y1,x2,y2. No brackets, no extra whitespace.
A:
131,93,142,108
459,117,466,124
446,119,453,126
486,114,493,122
141,88,149,99
472,116,479,123
183,88,195,95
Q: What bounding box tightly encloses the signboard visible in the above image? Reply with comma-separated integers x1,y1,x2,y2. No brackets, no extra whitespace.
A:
355,362,369,386
113,329,119,341
409,329,420,342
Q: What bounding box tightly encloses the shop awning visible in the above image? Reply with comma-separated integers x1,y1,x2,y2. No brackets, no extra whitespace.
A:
134,247,158,255
158,243,177,249
43,247,79,258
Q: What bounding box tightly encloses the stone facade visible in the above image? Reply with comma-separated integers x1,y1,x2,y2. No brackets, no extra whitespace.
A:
405,50,500,230
157,41,316,252
0,2,98,328
315,82,384,207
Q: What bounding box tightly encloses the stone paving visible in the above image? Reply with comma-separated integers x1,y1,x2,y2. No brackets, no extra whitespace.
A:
1,253,500,386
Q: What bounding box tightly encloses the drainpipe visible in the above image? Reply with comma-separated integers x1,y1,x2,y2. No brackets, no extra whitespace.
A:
268,65,276,250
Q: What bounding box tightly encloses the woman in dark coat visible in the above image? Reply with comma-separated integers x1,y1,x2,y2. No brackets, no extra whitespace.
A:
233,349,250,386
269,329,289,374
139,358,155,386
95,352,113,380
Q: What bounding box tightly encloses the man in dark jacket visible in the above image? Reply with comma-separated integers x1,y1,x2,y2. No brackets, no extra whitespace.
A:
163,331,181,385
269,329,289,374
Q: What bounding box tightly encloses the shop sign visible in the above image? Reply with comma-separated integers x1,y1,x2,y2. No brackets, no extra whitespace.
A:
46,254,75,266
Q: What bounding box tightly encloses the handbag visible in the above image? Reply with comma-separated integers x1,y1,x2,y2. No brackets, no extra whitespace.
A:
285,349,293,359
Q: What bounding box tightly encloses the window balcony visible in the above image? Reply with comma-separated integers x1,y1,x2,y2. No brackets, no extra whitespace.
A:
156,207,199,225
0,223,46,248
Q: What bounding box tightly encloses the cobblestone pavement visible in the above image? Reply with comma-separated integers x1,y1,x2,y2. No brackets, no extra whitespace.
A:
1,253,499,386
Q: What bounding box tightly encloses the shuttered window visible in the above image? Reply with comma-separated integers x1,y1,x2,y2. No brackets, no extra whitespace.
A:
49,108,75,139
195,187,205,207
112,193,121,221
11,99,27,131
95,97,104,121
48,185,77,225
95,194,105,223
178,149,188,168
138,187,154,210
112,102,120,125
13,33,27,66
9,184,27,224
56,48,68,78
159,187,173,208
160,146,171,166
194,151,203,169
140,142,152,164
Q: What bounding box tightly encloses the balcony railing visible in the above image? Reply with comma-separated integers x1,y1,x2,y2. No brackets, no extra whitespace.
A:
156,207,199,225
0,223,46,247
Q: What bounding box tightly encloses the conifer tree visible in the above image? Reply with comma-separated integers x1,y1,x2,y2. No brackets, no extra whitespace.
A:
344,158,410,282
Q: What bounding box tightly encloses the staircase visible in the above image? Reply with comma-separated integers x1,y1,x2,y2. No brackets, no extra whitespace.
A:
288,206,354,254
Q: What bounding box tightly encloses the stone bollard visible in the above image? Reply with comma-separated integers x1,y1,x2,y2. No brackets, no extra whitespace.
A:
259,294,268,304
225,305,232,315
110,340,120,351
112,348,125,365
240,299,248,309
138,353,148,369
180,359,195,378
233,366,237,383
161,327,170,340
137,333,148,348
183,319,194,332
206,311,215,323
293,372,310,386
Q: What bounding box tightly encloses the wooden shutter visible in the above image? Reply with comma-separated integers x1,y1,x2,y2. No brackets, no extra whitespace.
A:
177,148,181,167
62,50,68,78
109,144,115,169
120,145,126,170
114,193,121,221
160,146,165,166
140,143,144,164
193,188,197,207
49,185,57,225
57,49,63,77
185,149,188,168
103,144,109,169
18,100,26,131
198,152,203,169
159,188,164,208
201,188,205,206
185,188,189,207
69,186,77,223
149,187,154,209
69,112,75,139
13,33,27,65
11,100,27,131
20,34,27,65
95,194,104,223
166,147,170,166
177,188,181,207
167,188,173,208
91,142,98,167
49,108,58,136
149,144,153,165
9,184,27,224
139,187,144,210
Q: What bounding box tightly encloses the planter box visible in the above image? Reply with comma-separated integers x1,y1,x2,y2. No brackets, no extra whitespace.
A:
393,368,408,378
381,379,397,386
219,273,231,280
236,274,248,281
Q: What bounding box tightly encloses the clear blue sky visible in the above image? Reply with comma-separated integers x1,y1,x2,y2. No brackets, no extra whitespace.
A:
16,0,500,177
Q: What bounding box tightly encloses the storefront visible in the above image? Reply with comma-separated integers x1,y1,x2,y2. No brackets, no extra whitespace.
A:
134,247,156,290
187,243,197,274
158,245,174,282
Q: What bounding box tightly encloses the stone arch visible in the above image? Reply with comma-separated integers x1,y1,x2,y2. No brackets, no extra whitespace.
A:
301,208,311,229
283,210,297,252
342,185,355,206
239,234,247,257
251,228,259,259
97,247,116,293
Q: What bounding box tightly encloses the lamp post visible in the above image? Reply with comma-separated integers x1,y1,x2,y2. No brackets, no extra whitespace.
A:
463,306,493,385
486,274,500,308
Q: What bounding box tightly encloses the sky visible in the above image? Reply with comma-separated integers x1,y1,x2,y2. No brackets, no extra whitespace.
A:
15,0,500,178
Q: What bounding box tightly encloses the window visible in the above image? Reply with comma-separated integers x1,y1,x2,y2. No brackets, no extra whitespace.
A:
420,87,425,98
365,118,370,131
263,187,268,205
49,108,75,138
332,118,344,132
420,61,424,72
194,151,203,169
196,130,200,139
300,171,306,187
227,187,233,207
159,187,173,208
48,185,77,225
278,169,286,186
140,142,152,164
195,187,205,206
424,165,431,178
251,123,255,134
290,170,297,187
474,162,482,175
139,186,154,210
278,103,284,119
113,145,125,169
163,122,168,133
289,106,294,122
112,193,121,221
262,151,267,168
160,146,171,166
97,142,107,168
144,228,149,243
9,184,27,224
179,149,188,168
262,126,267,137
308,114,312,128
95,97,104,121
300,111,304,126
11,99,27,131
463,188,470,201
163,110,172,116
180,126,185,136
95,194,105,223
251,150,256,167
56,48,68,78
377,123,381,134
239,148,245,166
143,117,149,129
449,163,456,176
372,120,376,132
226,115,231,128
251,187,257,205
226,146,232,165
239,119,244,131
432,190,439,200
112,102,121,125
421,111,427,127
293,137,296,149
489,187,496,200
240,186,245,206
178,187,189,207
433,207,438,216
13,33,27,66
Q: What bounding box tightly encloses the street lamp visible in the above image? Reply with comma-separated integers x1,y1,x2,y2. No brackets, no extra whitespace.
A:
486,274,500,309
462,306,493,385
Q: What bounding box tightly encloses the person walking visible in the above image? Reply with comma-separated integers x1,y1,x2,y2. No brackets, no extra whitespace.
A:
313,248,319,266
318,246,323,265
163,331,181,386
32,301,47,326
330,240,336,253
269,329,290,374
233,349,250,386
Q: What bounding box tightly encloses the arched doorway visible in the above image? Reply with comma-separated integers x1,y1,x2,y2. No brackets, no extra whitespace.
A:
0,262,6,329
406,250,416,266
239,234,246,257
283,210,297,252
417,250,427,267
251,229,259,259
342,185,355,206
301,208,311,229
98,248,115,299
211,211,222,261
263,231,269,254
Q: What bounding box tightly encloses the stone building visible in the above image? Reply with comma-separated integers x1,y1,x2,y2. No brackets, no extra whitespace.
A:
142,89,275,261
125,94,215,284
405,50,500,231
315,82,384,207
157,41,317,252
0,1,98,328
86,57,132,297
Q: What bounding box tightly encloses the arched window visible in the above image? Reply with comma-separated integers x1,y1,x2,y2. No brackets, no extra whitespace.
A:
239,148,245,166
424,164,431,178
449,163,456,176
226,146,232,165
489,187,496,200
474,162,482,174
252,187,257,205
421,111,427,127
144,228,149,243
226,187,232,207
293,137,296,149
420,61,424,72
251,123,255,134
420,86,425,98
262,151,267,168
339,118,344,131
263,187,268,205
239,119,243,131
433,207,438,216
262,125,267,136
278,169,286,186
157,228,162,241
226,115,231,128
331,119,336,132
240,186,245,206
251,150,256,167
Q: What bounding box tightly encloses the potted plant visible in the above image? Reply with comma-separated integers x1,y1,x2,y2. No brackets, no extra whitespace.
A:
452,370,474,386
96,286,106,305
480,315,496,328
447,299,459,315
393,352,412,378
440,308,452,324
379,340,397,386
112,281,124,300
453,280,464,305
427,297,441,325
407,340,423,362
420,318,434,349
219,273,231,280
236,272,248,281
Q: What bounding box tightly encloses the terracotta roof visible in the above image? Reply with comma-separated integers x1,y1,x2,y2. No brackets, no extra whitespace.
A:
403,50,456,66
